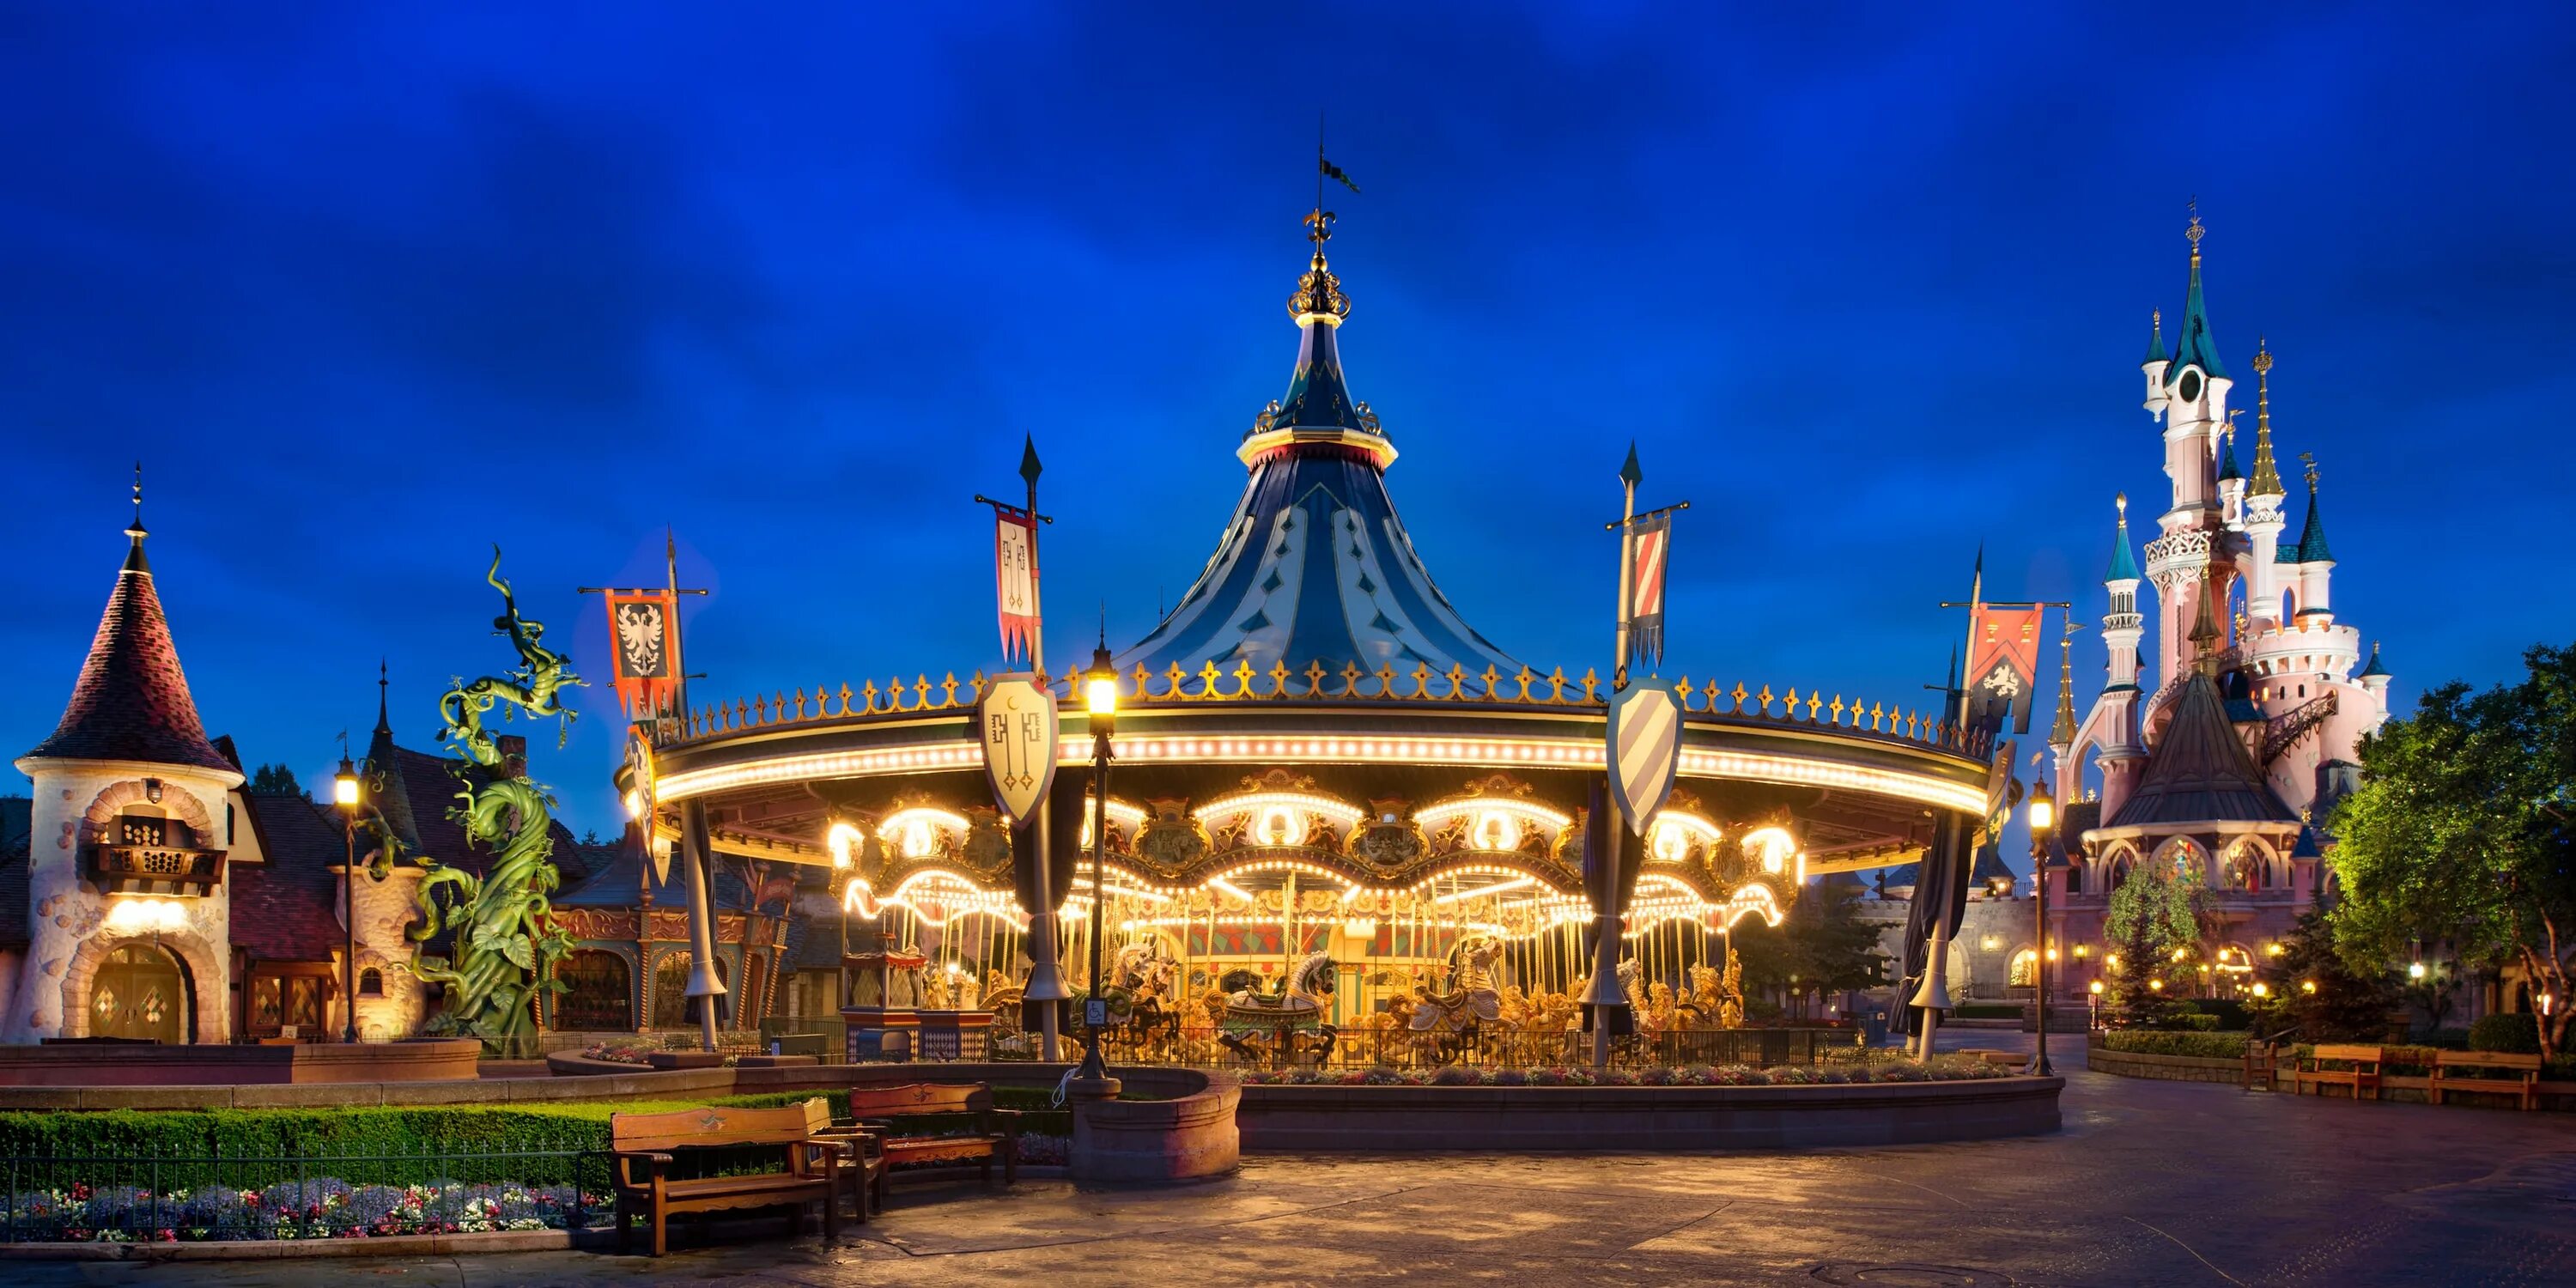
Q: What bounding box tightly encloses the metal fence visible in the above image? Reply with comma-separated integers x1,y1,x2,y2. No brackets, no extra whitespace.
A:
0,1150,613,1244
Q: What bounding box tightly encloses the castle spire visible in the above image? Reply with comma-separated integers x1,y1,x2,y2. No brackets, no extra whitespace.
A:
2169,204,2227,381
2249,342,2284,495
23,477,232,774
2295,453,2332,562
2105,491,2142,583
2189,562,2224,670
123,461,149,574
2142,308,2167,365
2050,623,2083,746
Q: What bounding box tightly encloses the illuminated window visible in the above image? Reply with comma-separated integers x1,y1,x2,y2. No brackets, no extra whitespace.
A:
2009,949,2038,987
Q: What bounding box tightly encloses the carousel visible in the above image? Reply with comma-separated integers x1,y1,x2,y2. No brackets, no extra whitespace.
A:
623,208,1992,1068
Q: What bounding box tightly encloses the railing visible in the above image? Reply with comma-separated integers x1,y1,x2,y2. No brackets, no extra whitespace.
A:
0,1150,610,1244
951,1024,1844,1072
654,662,1988,759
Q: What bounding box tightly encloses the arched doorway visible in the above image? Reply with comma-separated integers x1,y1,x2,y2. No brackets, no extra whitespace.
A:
555,950,633,1031
89,942,187,1043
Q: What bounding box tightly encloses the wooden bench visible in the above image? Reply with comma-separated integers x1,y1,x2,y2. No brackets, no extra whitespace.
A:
844,1083,1021,1210
2291,1044,2385,1102
2429,1050,2543,1110
610,1098,848,1256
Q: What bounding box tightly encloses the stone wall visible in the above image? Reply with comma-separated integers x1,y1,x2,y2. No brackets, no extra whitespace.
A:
5,763,238,1044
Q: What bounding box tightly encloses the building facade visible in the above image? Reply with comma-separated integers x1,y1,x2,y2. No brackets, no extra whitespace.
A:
2043,216,2396,999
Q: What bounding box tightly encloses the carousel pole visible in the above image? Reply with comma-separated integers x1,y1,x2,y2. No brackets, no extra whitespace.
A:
1591,451,1641,1073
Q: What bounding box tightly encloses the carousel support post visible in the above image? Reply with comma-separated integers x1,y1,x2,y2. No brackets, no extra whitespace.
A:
1026,796,1066,1063
1911,924,1954,1060
680,799,728,1054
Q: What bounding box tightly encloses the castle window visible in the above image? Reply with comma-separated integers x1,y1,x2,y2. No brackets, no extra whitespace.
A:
358,968,384,996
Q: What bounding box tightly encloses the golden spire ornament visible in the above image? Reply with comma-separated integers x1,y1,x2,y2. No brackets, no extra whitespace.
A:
2248,339,2284,496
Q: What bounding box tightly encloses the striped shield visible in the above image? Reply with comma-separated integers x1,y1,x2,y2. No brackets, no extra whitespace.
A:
1606,678,1683,837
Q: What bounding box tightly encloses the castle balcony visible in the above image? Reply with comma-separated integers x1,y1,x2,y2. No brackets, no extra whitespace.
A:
87,840,228,897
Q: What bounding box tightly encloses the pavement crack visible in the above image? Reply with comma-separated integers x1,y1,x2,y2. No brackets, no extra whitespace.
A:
2123,1215,2247,1286
1619,1199,1735,1253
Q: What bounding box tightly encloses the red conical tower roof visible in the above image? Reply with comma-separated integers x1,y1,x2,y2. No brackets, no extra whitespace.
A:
22,483,233,774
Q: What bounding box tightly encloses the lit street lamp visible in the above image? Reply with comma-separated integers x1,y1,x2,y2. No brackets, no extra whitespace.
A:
333,753,363,1045
2026,780,2056,1076
1072,639,1121,1094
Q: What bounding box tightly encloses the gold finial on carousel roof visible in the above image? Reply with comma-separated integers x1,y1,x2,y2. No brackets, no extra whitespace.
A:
1288,207,1351,324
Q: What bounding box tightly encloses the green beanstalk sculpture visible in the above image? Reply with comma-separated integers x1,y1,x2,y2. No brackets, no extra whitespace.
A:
409,550,586,1055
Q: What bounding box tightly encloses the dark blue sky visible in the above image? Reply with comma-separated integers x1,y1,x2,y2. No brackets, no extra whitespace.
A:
5,4,2572,843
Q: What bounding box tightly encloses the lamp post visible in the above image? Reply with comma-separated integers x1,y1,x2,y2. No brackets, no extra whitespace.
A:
2026,780,2055,1076
333,755,363,1045
1072,641,1120,1093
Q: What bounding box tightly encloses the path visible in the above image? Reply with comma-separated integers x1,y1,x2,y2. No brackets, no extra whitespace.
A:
21,1039,2576,1287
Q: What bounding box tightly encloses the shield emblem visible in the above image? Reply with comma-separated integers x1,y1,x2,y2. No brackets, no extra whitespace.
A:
978,673,1060,824
1607,679,1683,837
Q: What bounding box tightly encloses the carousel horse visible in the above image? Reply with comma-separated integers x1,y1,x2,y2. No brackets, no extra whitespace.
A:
1218,951,1339,1066
1407,933,1508,1064
1103,939,1182,1056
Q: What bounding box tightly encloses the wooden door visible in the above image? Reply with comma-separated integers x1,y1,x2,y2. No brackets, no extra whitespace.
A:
90,943,185,1043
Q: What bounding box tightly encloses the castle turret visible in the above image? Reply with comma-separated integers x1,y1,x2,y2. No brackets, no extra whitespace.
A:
2142,310,2171,415
2143,210,2235,688
2093,494,2149,817
7,474,241,1044
2293,455,2334,620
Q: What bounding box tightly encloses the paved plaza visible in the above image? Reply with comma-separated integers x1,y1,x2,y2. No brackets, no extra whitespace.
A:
19,1038,2576,1288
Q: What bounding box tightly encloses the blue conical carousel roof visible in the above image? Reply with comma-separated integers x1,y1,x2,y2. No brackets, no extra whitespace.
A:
1120,223,1525,683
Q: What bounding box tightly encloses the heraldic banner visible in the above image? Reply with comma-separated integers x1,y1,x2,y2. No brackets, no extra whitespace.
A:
605,590,680,718
994,510,1041,664
1964,605,2044,737
1624,510,1671,670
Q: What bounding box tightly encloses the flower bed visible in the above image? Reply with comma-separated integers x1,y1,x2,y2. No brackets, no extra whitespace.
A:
1234,1058,2005,1087
2,1179,597,1243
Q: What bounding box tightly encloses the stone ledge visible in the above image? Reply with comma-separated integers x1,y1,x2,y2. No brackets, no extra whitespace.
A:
1237,1076,2062,1150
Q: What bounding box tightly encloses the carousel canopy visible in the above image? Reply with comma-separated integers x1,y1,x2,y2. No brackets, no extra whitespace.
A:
1119,214,1523,683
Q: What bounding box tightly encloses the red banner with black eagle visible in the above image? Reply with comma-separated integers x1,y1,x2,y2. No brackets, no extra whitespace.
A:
605,589,682,720
994,510,1041,665
1964,605,2044,737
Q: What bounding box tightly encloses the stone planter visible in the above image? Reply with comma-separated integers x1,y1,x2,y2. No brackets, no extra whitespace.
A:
646,1050,726,1071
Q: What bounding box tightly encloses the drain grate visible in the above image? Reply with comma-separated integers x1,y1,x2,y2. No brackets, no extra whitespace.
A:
1810,1264,2014,1287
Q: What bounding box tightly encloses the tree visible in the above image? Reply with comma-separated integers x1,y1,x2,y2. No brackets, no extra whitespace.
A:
2101,856,2198,1029
2251,909,2398,1041
245,762,305,797
2329,643,2576,1059
1784,880,1889,995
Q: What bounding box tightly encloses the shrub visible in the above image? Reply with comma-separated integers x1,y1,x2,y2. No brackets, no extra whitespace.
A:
2469,1013,2541,1054
1429,1065,1483,1086
2101,1030,2252,1060
1491,1068,1529,1086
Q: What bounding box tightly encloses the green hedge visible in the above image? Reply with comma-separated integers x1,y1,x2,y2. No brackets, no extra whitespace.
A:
2100,1030,2251,1059
0,1086,1075,1192
2469,1013,2540,1054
